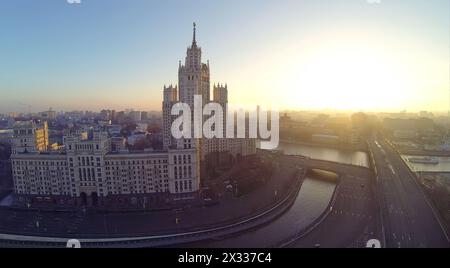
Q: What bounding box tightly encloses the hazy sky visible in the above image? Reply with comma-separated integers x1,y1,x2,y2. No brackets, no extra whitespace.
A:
0,0,448,113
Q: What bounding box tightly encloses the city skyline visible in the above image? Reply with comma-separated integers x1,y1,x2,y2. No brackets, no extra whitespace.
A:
6,26,257,224
1,2,450,249
0,0,449,113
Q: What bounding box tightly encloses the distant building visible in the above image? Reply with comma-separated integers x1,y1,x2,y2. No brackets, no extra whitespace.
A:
383,118,433,132
394,130,417,139
127,133,146,146
141,111,149,121
0,129,13,144
0,143,12,191
100,109,112,121
11,121,49,154
419,111,433,118
162,84,178,150
129,111,141,122
105,124,122,136
97,120,112,127
115,111,125,124
111,136,127,152
136,122,148,133
40,109,56,121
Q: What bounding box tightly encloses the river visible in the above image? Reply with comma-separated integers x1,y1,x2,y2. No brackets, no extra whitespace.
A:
194,177,336,248
277,142,369,167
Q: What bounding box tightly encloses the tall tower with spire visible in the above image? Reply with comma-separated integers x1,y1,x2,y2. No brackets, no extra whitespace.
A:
178,22,211,106
162,23,256,194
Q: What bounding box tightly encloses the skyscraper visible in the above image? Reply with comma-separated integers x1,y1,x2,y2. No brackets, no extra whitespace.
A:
162,23,256,183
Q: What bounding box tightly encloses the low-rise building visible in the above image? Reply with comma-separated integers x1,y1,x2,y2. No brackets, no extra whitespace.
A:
0,129,13,144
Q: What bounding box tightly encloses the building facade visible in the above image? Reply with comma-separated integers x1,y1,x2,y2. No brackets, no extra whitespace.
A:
11,121,48,154
11,127,198,205
162,23,256,178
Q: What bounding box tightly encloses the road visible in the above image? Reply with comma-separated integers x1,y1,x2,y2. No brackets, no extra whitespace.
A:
0,165,294,240
285,173,378,248
369,136,449,248
260,153,378,248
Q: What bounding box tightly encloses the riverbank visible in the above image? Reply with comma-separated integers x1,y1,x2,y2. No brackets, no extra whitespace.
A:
400,154,450,173
399,148,450,157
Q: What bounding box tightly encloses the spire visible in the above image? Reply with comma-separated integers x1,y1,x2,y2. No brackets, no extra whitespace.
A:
192,22,197,46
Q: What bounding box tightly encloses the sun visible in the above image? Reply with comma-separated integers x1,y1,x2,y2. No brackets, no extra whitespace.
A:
286,46,410,111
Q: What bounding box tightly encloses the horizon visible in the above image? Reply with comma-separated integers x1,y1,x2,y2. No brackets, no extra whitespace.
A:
3,106,449,116
0,0,449,113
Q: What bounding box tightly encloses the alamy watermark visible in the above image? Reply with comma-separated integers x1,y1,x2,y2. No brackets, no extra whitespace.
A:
170,95,279,150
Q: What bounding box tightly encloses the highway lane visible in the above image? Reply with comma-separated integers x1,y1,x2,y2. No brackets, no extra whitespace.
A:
286,173,378,248
369,137,449,248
